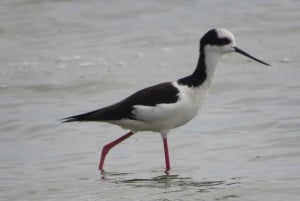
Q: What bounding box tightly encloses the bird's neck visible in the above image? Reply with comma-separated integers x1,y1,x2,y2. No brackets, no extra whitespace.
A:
178,50,220,88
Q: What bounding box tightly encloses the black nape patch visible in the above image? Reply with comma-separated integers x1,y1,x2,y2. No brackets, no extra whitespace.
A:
177,56,207,87
200,29,231,50
179,29,232,88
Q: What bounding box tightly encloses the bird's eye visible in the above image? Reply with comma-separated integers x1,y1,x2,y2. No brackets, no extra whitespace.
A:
219,38,231,45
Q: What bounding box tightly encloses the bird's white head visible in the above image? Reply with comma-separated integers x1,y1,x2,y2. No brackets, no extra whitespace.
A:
200,28,236,56
200,28,270,66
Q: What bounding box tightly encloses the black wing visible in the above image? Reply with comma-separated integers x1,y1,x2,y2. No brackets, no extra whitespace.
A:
62,82,179,122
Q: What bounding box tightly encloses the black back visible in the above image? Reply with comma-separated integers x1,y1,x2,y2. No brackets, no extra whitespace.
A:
62,82,179,122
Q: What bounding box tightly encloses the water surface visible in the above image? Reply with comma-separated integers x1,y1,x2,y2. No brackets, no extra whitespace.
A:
1,0,300,200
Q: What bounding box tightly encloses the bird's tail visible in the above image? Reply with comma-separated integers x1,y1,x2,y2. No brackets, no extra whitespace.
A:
61,110,101,123
61,114,84,123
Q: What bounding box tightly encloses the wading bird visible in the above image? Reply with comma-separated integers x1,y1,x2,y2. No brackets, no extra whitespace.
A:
63,28,270,173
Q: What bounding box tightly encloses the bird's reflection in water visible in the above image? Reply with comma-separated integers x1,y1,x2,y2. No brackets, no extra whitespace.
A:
98,171,241,200
104,173,239,192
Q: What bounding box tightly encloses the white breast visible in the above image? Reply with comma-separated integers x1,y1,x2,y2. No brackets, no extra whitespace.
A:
112,81,210,133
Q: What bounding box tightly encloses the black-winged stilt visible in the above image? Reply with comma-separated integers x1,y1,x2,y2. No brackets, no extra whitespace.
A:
62,28,270,173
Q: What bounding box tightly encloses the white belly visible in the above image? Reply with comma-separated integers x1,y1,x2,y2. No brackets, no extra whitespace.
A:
109,82,209,133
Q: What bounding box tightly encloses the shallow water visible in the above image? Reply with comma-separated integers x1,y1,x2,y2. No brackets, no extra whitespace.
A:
1,0,300,200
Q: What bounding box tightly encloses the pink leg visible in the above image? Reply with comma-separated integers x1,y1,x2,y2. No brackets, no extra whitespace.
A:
162,137,171,173
99,131,134,172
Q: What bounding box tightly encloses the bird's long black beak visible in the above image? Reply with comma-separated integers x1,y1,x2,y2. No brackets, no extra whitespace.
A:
234,47,270,66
